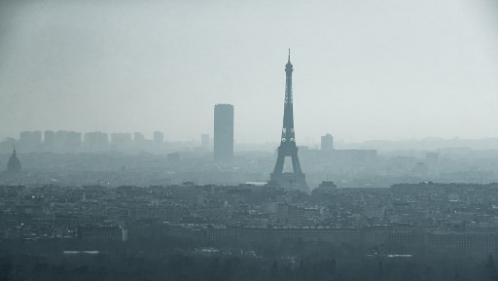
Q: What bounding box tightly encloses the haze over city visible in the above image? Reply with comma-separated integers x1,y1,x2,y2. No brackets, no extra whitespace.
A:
1,0,497,143
3,1,498,281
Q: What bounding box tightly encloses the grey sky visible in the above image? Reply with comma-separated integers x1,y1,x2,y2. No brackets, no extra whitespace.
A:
0,0,497,144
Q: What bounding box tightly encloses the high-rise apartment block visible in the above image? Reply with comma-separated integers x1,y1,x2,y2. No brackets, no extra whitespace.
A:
213,104,234,162
321,133,334,151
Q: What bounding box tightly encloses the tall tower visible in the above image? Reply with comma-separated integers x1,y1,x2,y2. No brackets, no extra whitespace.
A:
270,50,308,190
214,104,234,162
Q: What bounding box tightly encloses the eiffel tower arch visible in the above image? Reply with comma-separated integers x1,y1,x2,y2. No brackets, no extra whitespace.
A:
270,50,308,191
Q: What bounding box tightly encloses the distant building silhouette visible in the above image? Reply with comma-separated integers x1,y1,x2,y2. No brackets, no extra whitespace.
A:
270,50,307,191
153,131,164,144
6,147,21,173
110,133,132,147
43,130,56,151
52,130,82,152
213,104,234,162
134,132,145,145
321,133,334,151
84,132,109,152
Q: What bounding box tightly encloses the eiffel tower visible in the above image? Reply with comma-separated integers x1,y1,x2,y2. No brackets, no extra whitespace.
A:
270,50,308,190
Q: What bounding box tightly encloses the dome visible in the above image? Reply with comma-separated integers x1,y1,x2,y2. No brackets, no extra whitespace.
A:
7,148,21,173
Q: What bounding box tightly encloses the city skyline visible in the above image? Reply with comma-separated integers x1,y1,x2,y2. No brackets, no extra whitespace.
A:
1,2,498,280
10,129,498,149
0,0,497,143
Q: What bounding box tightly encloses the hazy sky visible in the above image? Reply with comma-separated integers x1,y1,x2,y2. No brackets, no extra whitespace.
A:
0,0,497,144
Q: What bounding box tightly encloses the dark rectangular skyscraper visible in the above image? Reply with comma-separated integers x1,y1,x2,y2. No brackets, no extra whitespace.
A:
214,104,234,161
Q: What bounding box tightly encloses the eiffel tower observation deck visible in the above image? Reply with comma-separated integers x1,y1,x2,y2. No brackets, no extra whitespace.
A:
269,50,308,191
